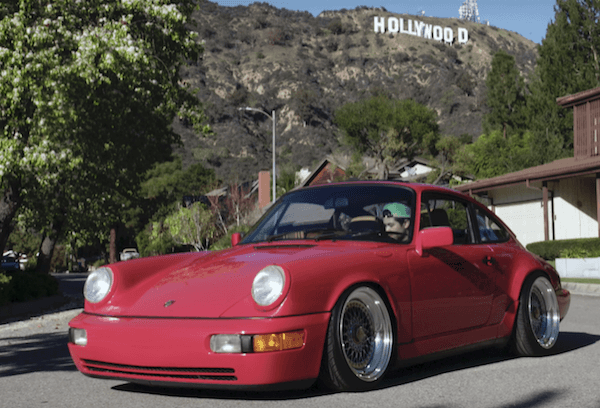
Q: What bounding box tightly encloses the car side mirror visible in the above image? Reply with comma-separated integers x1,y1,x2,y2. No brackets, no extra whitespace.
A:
231,232,242,246
415,227,453,256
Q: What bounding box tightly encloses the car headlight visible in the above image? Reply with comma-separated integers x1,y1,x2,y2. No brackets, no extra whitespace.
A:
252,265,286,307
84,267,114,303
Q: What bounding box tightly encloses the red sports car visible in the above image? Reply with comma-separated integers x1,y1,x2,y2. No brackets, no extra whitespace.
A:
68,182,570,391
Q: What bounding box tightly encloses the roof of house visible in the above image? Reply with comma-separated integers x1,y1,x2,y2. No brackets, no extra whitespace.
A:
556,86,600,108
455,155,600,194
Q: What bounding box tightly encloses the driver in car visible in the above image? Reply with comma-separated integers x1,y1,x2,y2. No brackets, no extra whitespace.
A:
382,202,411,242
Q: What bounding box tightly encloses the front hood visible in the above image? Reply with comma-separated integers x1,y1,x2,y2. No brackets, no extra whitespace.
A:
93,243,355,318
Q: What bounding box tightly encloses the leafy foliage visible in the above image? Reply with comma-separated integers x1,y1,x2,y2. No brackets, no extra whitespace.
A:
0,0,208,271
426,134,471,185
526,237,600,260
456,129,536,179
165,203,216,251
483,50,527,137
526,0,600,160
0,270,59,306
335,96,439,179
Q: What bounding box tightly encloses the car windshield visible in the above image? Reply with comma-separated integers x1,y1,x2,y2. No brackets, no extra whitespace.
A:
241,184,415,244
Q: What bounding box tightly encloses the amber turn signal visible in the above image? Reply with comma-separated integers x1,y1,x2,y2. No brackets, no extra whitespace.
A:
253,331,304,353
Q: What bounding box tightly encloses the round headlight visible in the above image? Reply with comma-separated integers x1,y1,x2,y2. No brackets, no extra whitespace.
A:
84,267,113,303
252,265,285,307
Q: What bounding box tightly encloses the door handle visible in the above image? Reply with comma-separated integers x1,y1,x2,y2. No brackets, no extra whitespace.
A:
483,256,496,267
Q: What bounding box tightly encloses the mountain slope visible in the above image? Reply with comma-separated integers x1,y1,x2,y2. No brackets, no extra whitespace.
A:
173,1,538,182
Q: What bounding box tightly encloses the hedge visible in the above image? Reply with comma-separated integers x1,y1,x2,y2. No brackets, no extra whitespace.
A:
0,271,60,307
526,237,600,260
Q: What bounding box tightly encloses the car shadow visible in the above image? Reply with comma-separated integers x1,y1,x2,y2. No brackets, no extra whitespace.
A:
112,331,600,400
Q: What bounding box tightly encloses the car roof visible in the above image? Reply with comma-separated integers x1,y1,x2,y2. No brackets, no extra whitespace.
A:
300,180,463,196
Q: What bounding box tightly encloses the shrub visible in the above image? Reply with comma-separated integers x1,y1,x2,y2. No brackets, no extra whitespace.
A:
0,272,13,306
526,238,600,260
210,225,252,251
0,271,60,306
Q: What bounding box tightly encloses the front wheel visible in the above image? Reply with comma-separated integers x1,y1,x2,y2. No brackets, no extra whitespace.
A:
512,273,561,356
319,286,394,391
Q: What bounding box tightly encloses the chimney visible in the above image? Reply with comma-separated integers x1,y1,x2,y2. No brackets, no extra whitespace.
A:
258,171,270,208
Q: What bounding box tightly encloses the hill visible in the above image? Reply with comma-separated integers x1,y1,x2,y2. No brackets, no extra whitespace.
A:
173,1,539,182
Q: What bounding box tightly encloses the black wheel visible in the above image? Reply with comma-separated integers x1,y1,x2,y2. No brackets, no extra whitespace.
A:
319,286,394,391
512,273,561,356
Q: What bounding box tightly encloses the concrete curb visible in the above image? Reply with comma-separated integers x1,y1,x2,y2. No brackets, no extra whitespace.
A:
562,282,600,296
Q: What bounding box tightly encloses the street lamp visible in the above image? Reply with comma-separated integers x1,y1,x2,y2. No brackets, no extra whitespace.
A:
238,107,276,202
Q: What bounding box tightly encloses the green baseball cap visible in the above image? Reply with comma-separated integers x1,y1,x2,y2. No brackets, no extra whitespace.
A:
383,202,411,218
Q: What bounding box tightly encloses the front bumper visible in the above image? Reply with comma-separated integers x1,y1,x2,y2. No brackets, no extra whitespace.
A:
68,311,330,390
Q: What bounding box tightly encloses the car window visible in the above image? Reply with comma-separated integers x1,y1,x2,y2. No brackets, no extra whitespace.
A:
474,207,511,243
241,185,416,244
420,195,473,245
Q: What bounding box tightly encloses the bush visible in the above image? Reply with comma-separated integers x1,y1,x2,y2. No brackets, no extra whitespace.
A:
210,225,252,251
0,271,60,306
526,238,600,260
0,272,12,306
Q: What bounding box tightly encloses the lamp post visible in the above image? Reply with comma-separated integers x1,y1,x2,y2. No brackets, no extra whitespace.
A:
238,107,276,202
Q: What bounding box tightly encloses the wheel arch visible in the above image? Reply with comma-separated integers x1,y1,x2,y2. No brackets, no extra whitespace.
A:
324,278,401,340
500,264,554,338
318,280,398,390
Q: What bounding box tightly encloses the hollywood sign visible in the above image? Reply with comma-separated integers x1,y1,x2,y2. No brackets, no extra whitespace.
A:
374,17,469,45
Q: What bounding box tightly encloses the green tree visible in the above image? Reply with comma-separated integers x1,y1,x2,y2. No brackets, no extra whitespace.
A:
456,130,535,179
0,0,209,271
426,134,472,185
165,203,216,251
140,157,216,220
484,50,527,138
527,0,600,161
334,96,439,180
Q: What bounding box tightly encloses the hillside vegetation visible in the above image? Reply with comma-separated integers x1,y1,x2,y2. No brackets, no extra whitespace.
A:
174,1,538,182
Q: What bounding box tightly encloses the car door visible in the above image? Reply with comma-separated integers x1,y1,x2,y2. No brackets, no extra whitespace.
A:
408,193,500,339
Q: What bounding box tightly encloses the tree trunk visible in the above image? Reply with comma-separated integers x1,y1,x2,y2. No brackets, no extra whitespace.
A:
109,226,118,264
0,179,22,255
36,215,66,274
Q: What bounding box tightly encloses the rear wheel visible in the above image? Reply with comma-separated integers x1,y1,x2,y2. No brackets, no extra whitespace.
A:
512,273,560,356
319,286,393,391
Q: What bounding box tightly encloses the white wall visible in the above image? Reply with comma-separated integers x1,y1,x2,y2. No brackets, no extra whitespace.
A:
485,177,598,247
494,201,548,247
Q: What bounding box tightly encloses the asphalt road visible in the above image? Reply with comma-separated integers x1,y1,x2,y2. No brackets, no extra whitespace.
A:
0,291,599,408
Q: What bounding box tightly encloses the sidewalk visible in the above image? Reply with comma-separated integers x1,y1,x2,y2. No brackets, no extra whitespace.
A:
0,294,82,325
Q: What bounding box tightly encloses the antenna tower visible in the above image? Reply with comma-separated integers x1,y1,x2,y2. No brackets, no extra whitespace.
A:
458,0,480,23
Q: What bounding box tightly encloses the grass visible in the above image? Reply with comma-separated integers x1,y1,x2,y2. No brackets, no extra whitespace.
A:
561,278,600,285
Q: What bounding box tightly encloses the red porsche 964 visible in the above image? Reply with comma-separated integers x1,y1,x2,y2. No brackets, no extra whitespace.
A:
68,182,570,391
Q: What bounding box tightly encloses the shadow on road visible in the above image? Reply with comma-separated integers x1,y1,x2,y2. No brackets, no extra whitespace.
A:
111,331,599,401
0,332,77,377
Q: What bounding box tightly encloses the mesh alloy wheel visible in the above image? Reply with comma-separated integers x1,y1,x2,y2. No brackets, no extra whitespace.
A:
338,287,393,382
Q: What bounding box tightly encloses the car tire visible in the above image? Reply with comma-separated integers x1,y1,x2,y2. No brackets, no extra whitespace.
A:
319,286,394,391
512,273,561,356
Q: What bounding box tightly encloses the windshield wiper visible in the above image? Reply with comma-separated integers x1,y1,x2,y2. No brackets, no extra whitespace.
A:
266,232,299,242
312,228,383,241
312,229,343,241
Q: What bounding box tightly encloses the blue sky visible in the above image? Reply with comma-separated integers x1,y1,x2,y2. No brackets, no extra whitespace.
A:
214,0,558,44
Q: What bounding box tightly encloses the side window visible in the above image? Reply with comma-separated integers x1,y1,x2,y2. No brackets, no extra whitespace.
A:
474,207,511,243
420,196,473,244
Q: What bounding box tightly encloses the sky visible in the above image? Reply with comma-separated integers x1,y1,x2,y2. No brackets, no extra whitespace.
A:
214,0,558,44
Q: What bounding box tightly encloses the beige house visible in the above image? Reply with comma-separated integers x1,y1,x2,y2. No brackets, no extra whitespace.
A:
455,87,600,247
